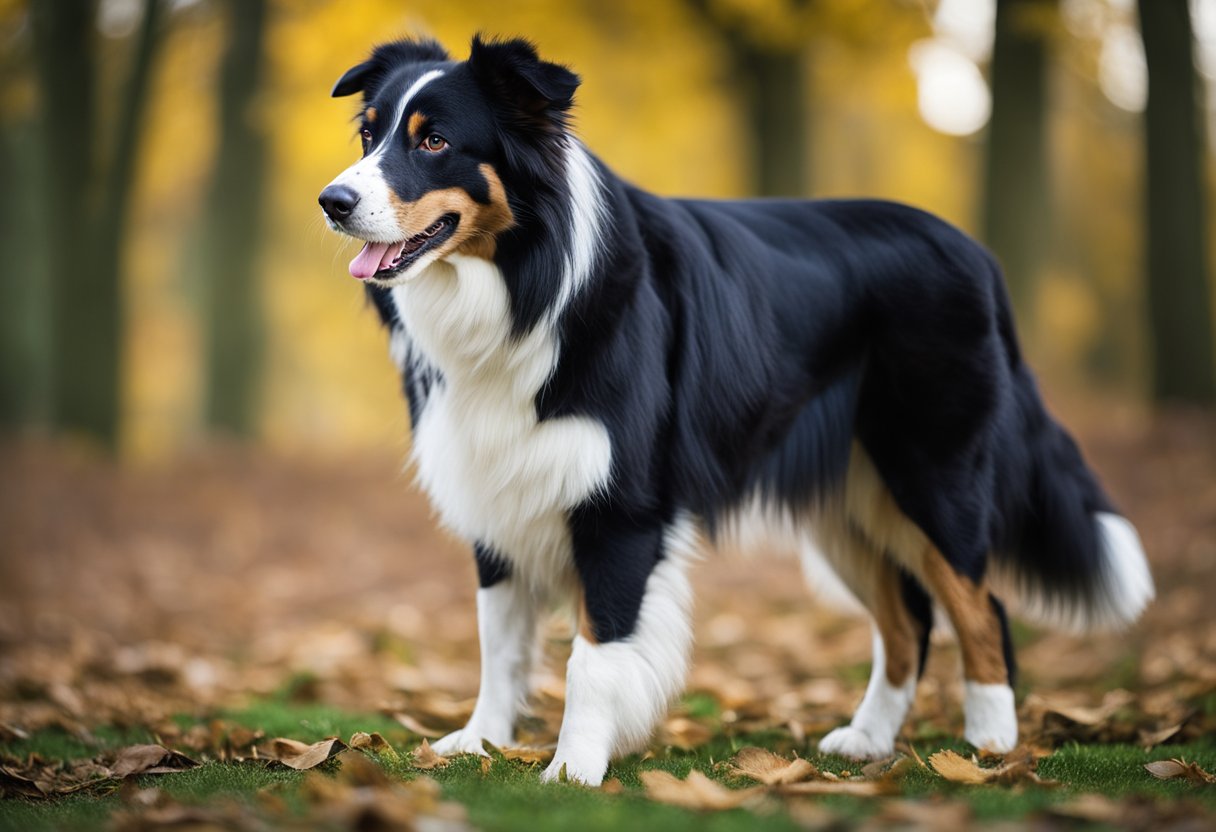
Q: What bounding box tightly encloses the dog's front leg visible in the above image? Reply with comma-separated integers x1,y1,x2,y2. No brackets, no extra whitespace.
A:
541,519,696,786
432,550,537,756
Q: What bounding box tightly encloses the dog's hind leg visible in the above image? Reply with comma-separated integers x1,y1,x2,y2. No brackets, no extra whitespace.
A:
919,547,1018,753
817,533,933,760
541,516,697,786
432,545,539,757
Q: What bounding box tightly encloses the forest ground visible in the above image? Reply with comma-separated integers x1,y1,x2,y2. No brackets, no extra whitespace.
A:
1,398,1214,829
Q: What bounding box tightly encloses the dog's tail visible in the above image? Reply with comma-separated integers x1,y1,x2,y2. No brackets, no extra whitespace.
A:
989,369,1154,634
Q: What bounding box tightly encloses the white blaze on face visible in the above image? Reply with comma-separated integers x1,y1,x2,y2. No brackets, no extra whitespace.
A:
322,69,445,244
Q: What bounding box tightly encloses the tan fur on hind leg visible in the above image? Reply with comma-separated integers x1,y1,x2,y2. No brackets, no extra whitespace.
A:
918,546,1018,752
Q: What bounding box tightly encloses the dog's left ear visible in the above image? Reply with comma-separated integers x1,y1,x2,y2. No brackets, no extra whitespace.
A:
467,35,580,130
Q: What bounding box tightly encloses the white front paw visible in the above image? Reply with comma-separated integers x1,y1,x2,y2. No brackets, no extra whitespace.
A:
818,725,893,760
431,727,493,757
540,751,609,786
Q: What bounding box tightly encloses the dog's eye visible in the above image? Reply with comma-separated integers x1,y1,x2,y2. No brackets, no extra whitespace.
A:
360,128,372,143
422,134,448,152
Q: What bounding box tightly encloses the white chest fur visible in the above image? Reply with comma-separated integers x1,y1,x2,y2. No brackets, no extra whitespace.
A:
391,255,613,586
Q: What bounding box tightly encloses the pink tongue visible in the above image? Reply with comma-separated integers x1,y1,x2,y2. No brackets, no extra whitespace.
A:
349,241,395,279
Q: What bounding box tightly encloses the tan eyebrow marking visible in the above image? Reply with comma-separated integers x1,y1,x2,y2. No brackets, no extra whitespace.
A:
407,112,426,140
365,107,377,123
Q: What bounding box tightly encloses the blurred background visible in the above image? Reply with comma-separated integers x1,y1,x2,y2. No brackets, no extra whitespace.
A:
1,0,1214,762
1,0,1214,458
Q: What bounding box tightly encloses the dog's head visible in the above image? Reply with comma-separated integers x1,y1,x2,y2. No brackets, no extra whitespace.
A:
319,36,580,285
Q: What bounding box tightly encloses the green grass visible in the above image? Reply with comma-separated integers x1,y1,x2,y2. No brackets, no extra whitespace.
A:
2,701,1214,831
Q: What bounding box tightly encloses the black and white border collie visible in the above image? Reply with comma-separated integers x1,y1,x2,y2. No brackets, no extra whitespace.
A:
319,36,1154,786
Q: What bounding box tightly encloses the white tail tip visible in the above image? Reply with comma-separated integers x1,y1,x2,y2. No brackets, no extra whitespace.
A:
1089,511,1155,631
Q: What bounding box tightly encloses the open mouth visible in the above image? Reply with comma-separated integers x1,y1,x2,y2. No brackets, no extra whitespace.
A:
348,214,458,280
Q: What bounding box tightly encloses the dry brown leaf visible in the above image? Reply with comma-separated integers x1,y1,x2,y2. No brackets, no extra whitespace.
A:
1139,723,1184,749
0,764,45,798
928,750,991,785
859,756,895,779
600,777,625,794
109,745,200,778
349,731,398,758
260,737,347,770
226,726,263,751
388,711,446,739
411,739,449,770
0,723,30,742
1048,794,1125,823
498,746,554,765
1144,758,1216,785
640,769,763,811
777,778,895,797
728,747,818,785
659,717,714,750
480,756,493,776
877,797,973,827
928,748,1057,788
110,801,263,832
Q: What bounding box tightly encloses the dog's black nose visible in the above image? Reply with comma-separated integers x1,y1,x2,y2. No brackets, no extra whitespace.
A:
319,185,360,220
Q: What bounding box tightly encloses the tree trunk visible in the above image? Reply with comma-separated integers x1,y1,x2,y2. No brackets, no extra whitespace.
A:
1138,0,1215,403
982,0,1050,317
29,1,108,442
739,45,809,197
200,0,270,435
29,0,167,447
686,0,812,197
0,121,50,428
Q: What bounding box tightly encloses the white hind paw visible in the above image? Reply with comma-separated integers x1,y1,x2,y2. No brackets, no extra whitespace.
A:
818,726,894,760
431,728,493,758
964,682,1018,753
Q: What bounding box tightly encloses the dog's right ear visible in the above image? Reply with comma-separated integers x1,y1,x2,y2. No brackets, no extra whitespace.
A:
332,61,374,98
331,39,450,98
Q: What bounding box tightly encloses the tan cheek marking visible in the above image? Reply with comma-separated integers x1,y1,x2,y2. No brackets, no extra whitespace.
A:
389,188,480,239
407,112,426,141
386,165,516,261
365,107,377,123
455,164,515,259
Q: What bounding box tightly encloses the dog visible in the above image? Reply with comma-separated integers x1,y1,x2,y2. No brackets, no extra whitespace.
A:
318,36,1154,786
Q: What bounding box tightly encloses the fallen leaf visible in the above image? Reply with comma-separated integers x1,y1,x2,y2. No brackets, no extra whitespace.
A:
349,731,398,759
640,769,763,811
600,777,625,794
260,737,348,770
388,711,446,739
1144,758,1216,785
928,748,1058,787
728,747,818,785
928,750,991,785
777,779,895,797
877,797,973,827
659,717,713,750
0,723,30,742
1048,794,1124,823
109,745,200,778
499,746,554,765
1139,723,1184,749
0,764,44,798
411,739,449,770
